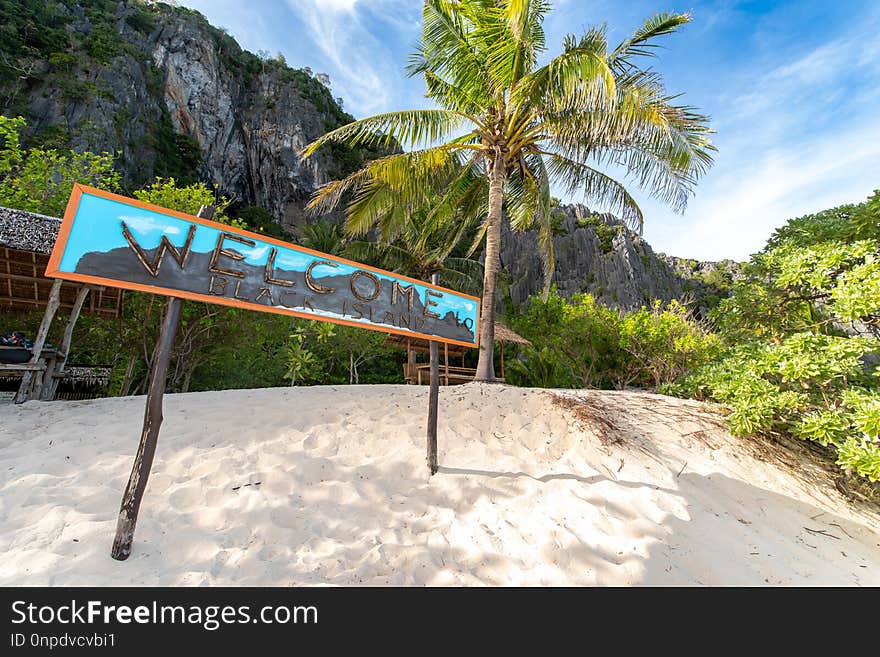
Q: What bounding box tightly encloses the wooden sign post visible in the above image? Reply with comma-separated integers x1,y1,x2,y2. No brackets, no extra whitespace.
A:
45,185,481,559
110,205,213,561
426,272,440,476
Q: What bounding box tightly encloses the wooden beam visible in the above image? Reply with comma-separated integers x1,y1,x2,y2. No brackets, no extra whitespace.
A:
110,205,214,561
0,363,46,371
5,248,12,299
426,272,439,476
42,285,90,401
14,278,62,404
110,296,182,560
0,271,66,284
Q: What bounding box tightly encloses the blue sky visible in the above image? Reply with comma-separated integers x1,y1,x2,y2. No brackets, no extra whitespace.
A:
179,0,880,262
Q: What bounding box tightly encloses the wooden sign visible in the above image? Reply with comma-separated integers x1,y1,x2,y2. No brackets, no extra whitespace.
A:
46,185,481,347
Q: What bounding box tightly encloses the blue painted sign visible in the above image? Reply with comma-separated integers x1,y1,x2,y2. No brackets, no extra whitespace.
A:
46,185,481,347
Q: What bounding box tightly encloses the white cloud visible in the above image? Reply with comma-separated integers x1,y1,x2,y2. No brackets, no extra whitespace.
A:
244,244,271,265
640,115,880,262
628,25,880,262
284,0,415,116
119,215,181,236
177,0,879,263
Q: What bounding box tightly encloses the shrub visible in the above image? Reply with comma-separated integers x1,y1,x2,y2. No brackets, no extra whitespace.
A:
508,289,715,390
0,115,120,216
618,300,721,388
678,191,880,483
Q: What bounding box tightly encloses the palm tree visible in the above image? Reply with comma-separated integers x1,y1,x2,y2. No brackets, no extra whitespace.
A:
303,1,715,381
299,220,345,255
343,207,485,294
343,205,485,392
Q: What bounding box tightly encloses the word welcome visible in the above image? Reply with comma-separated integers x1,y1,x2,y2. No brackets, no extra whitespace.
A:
46,186,480,347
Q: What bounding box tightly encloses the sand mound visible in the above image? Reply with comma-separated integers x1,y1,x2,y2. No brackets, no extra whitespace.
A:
1,384,878,585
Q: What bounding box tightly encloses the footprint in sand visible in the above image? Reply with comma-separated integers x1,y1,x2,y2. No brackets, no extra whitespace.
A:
210,550,230,577
302,433,318,450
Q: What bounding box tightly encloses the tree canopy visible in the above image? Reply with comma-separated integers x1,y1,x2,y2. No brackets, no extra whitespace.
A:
303,0,714,380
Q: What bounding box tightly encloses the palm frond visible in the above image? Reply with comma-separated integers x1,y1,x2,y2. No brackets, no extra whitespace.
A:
513,28,614,112
409,0,496,104
440,256,485,295
610,12,692,67
543,151,644,231
480,0,549,89
302,109,473,157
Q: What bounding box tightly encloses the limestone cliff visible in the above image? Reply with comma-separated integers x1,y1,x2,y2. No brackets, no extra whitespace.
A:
501,205,738,311
1,0,735,311
2,1,365,231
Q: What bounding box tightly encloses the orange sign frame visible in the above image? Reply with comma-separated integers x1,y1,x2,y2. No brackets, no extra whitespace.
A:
45,184,481,349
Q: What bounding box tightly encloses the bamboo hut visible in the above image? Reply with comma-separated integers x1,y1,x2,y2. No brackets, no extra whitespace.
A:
0,206,123,402
385,320,531,384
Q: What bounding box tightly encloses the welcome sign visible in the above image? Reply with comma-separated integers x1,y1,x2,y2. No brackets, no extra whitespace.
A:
46,185,481,348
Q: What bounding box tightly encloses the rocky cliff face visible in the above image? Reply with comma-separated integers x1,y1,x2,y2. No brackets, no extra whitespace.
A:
6,1,354,231
501,205,738,311
3,1,735,312
150,11,335,227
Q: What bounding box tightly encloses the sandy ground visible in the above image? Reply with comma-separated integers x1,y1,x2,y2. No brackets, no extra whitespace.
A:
0,383,878,586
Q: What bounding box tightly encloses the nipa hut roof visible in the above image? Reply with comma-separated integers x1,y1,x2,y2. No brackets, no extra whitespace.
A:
0,205,123,318
0,206,62,254
383,321,531,351
492,321,531,346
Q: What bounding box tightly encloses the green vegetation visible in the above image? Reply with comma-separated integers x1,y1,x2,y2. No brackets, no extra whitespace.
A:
303,1,714,381
3,1,876,492
0,115,120,215
300,220,345,256
576,214,620,254
230,204,288,239
343,205,485,293
670,192,880,482
0,0,365,197
132,177,236,224
506,289,718,390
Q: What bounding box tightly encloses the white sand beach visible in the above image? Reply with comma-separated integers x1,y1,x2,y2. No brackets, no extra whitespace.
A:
1,383,878,586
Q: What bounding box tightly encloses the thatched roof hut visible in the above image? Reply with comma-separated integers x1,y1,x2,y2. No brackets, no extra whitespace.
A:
0,206,123,318
384,320,531,383
0,206,122,401
492,321,532,346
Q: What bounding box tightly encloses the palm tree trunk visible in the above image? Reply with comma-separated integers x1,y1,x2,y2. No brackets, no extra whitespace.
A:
474,149,505,382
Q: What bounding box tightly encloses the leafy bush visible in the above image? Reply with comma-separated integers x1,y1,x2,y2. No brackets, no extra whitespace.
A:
231,204,288,239
507,289,715,390
619,300,721,388
0,115,120,216
85,22,121,62
679,191,880,482
576,213,620,254
125,6,157,36
133,177,238,226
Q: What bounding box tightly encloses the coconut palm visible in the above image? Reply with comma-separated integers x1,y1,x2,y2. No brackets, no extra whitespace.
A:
343,205,485,294
299,220,345,255
343,203,485,390
303,1,715,381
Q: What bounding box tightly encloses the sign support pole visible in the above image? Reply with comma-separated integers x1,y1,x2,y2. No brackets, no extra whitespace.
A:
426,272,440,476
110,205,214,561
